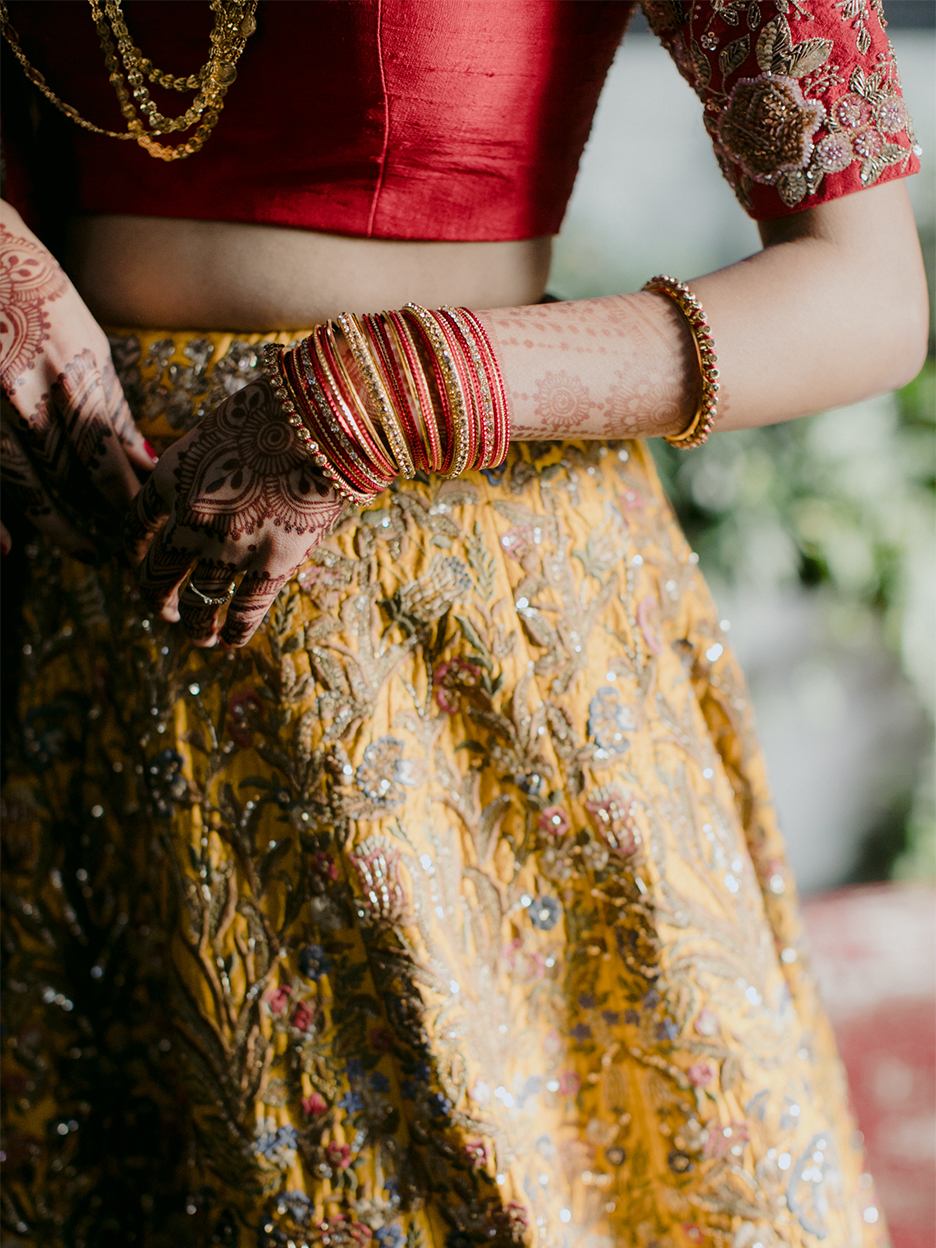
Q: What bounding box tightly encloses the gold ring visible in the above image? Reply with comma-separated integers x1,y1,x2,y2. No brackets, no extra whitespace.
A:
187,579,236,606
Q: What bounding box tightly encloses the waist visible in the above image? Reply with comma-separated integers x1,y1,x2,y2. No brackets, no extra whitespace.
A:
65,215,552,331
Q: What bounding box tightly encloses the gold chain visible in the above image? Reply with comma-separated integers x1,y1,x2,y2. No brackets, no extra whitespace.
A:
0,0,257,161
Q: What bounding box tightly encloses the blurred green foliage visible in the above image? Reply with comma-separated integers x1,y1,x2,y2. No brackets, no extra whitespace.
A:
651,360,936,879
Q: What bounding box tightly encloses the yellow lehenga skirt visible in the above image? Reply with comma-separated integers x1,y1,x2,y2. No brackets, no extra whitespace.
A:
1,330,887,1248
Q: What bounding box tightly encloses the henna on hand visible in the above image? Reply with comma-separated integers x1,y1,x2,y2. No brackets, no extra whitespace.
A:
125,378,346,647
0,222,69,391
477,293,699,441
0,207,158,554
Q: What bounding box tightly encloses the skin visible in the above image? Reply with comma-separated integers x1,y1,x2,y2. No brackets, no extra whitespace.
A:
0,213,158,557
0,179,928,646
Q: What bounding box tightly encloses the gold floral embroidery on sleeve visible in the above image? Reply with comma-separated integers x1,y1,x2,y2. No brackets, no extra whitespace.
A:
642,0,920,213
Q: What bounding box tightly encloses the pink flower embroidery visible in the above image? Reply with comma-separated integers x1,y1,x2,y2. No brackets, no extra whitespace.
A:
585,784,638,856
433,656,482,713
558,1071,581,1096
853,126,884,160
311,850,339,882
687,1061,715,1087
503,936,546,982
315,1215,371,1247
267,985,291,1015
703,1119,749,1159
326,1140,352,1169
301,1091,329,1117
500,525,535,563
876,95,908,135
292,1001,315,1033
815,132,854,174
538,806,570,837
834,92,873,132
464,1140,488,1169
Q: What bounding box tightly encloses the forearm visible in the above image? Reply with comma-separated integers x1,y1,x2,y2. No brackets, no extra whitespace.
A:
477,180,928,441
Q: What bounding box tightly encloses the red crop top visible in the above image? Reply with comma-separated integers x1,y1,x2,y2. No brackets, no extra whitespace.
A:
1,0,920,243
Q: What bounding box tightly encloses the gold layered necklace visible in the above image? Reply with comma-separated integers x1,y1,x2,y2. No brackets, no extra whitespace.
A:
0,0,258,160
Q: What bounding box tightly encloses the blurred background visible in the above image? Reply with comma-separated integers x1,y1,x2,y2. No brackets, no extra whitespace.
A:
547,4,935,1243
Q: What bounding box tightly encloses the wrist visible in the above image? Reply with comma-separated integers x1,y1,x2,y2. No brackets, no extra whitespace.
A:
264,304,511,499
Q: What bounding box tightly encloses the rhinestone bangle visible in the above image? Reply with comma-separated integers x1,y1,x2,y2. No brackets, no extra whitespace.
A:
642,275,720,450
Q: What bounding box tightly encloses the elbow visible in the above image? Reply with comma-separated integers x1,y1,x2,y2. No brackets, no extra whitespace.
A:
873,263,930,395
891,297,930,392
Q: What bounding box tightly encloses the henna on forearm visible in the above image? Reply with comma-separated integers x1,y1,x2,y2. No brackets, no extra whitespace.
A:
477,293,698,442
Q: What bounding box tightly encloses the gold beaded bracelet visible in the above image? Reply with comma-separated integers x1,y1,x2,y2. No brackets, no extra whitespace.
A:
262,341,370,504
642,275,719,449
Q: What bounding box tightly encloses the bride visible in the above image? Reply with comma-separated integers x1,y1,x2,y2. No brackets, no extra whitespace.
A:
0,2,925,1244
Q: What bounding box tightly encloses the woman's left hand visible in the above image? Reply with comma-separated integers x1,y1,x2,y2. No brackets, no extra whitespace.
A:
123,377,346,648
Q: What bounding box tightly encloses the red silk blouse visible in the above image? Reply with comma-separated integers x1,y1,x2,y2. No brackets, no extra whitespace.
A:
1,0,920,242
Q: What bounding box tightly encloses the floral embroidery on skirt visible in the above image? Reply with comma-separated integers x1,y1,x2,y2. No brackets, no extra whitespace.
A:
1,331,888,1248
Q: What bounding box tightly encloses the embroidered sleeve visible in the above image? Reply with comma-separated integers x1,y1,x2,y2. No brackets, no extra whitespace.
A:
641,1,921,218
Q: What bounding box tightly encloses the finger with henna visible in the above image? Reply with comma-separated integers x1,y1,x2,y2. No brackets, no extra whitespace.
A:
122,472,169,567
219,568,290,649
135,524,199,623
178,557,239,647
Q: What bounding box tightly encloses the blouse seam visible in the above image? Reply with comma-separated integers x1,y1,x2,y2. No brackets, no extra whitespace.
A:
366,0,390,239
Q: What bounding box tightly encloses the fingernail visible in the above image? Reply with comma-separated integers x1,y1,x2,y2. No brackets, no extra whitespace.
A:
144,440,159,463
0,542,10,557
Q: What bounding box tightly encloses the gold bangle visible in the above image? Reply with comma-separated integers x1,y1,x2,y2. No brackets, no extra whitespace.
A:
337,312,415,479
262,342,324,460
404,302,470,479
325,322,395,464
642,275,719,450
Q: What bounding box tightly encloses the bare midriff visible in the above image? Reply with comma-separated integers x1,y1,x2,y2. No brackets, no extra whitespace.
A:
65,215,553,331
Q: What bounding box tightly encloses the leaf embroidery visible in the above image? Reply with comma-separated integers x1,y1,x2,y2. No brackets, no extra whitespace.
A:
755,15,792,74
690,38,712,88
756,15,830,79
787,38,833,78
719,35,751,81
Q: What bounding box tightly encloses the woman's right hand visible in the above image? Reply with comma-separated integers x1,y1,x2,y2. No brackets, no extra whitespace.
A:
0,200,158,558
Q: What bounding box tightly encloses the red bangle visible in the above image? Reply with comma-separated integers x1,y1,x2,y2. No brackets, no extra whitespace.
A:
385,310,445,474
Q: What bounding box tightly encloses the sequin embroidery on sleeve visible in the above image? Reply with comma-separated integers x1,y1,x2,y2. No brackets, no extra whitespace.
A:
642,0,921,216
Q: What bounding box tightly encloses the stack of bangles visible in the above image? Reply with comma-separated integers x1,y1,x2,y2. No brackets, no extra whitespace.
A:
263,302,511,505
